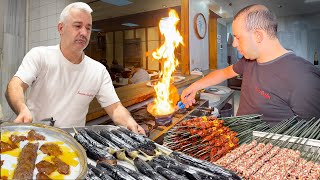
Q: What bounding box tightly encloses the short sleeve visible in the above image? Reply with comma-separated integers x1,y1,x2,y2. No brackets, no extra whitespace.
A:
232,56,246,75
14,47,43,86
290,70,320,119
96,69,120,108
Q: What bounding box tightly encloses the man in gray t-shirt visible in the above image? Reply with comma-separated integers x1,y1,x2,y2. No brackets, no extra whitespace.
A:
233,53,320,125
181,4,320,125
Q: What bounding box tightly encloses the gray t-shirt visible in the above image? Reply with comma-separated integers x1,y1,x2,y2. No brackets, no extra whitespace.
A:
233,52,320,125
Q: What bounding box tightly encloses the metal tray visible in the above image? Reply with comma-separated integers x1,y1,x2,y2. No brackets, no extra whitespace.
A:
64,125,173,169
0,122,88,179
253,131,320,162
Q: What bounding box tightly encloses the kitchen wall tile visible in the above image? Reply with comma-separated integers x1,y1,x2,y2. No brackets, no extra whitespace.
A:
55,38,60,44
47,3,57,16
48,27,56,40
30,7,40,20
38,41,48,46
40,0,56,6
31,0,40,8
31,19,40,31
56,14,61,23
29,42,39,50
31,30,40,43
48,39,56,46
48,0,57,5
28,34,32,45
0,40,2,53
55,30,60,39
40,17,48,30
66,0,77,5
57,0,65,12
40,29,48,41
40,5,48,18
48,14,57,28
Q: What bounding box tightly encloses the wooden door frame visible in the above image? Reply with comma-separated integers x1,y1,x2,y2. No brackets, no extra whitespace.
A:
209,10,220,70
181,0,190,75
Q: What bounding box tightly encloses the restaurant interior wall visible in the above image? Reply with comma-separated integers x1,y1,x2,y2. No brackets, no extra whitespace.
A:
189,0,209,72
217,22,228,86
0,0,4,120
26,0,227,73
103,27,163,71
277,13,320,65
226,13,320,66
0,0,27,121
27,0,78,50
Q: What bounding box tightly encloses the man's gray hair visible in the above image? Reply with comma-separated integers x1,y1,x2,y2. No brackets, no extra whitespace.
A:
59,2,93,23
234,4,277,38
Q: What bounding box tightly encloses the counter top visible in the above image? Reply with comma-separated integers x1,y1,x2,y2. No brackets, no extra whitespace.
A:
86,74,203,122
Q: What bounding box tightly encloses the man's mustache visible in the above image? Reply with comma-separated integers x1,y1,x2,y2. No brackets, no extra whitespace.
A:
77,36,88,42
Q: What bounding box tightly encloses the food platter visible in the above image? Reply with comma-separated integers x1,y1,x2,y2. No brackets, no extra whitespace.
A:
0,123,87,179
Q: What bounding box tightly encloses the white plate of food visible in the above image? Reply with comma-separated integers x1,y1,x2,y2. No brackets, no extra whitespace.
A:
173,76,185,83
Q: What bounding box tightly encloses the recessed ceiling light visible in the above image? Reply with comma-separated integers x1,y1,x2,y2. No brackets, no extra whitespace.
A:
304,0,320,3
121,23,139,27
92,28,103,32
100,0,132,6
162,5,167,8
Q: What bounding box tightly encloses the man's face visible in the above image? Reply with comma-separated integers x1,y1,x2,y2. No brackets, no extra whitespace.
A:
232,15,259,60
58,8,92,52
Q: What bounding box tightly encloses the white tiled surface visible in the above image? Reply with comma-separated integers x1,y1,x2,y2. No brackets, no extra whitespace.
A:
28,0,76,49
40,17,48,29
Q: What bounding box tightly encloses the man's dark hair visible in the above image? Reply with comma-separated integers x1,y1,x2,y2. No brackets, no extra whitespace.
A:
234,4,278,38
133,62,142,68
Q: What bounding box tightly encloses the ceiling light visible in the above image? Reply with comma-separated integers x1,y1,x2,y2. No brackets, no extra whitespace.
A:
100,0,132,6
162,5,167,8
304,0,320,3
92,28,103,32
121,23,139,27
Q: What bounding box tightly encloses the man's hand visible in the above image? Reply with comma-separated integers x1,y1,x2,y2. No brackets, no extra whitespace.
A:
14,106,33,123
104,102,146,136
126,120,146,136
181,84,197,107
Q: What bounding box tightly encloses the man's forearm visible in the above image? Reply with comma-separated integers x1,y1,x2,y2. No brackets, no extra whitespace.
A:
104,102,135,126
192,65,238,91
5,77,28,115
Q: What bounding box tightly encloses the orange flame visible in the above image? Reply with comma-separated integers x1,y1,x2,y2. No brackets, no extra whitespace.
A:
148,9,184,116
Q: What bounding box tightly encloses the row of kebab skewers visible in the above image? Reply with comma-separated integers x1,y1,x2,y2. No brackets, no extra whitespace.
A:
163,113,320,179
216,116,320,180
73,126,241,180
163,114,269,162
